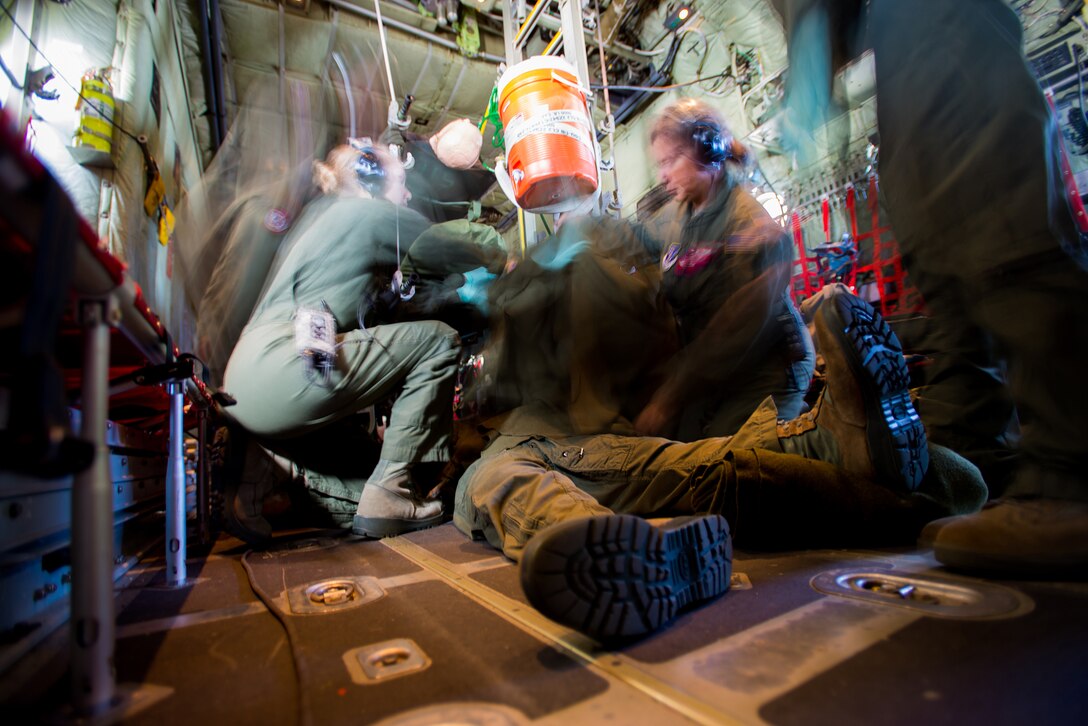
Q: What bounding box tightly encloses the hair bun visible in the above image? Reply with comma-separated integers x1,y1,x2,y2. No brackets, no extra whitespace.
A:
729,138,750,165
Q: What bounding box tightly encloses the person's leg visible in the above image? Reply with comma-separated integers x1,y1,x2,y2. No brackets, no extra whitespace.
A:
331,320,461,537
334,320,461,463
460,285,938,553
921,264,1088,576
869,0,1088,574
510,428,983,640
893,263,1020,496
453,439,614,560
775,284,929,491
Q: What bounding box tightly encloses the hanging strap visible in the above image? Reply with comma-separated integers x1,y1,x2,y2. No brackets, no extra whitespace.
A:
373,0,398,102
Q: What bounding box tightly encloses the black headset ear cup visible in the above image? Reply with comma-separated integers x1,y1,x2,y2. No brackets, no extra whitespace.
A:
354,148,387,195
689,120,729,166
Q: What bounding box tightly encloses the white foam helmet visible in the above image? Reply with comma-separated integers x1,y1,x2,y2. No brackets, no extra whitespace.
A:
430,118,483,169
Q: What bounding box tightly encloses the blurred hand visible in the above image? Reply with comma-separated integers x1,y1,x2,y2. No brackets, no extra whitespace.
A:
633,396,677,437
537,240,590,270
456,266,498,312
388,99,411,130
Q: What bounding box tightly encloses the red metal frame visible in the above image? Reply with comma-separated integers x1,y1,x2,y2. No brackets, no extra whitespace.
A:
790,174,925,318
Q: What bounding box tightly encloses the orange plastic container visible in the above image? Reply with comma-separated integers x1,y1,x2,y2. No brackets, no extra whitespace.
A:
497,56,598,211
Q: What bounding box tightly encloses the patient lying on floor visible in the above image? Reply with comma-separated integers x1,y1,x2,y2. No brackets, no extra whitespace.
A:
450,215,987,640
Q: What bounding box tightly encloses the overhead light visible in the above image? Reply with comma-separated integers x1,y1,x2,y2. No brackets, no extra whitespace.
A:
283,0,310,13
756,190,787,223
664,4,693,31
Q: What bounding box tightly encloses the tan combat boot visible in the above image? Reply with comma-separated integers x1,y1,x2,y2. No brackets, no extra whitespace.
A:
778,285,928,492
352,460,445,538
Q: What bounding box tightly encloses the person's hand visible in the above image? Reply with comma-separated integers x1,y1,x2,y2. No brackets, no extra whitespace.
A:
388,99,411,130
537,240,590,270
456,266,498,312
633,396,677,437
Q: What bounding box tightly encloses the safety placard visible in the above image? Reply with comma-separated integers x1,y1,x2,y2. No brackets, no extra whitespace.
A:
504,109,594,152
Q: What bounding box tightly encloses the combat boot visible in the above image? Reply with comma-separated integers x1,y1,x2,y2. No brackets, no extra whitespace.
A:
352,459,444,538
520,514,732,641
922,497,1088,577
778,285,928,492
219,434,297,546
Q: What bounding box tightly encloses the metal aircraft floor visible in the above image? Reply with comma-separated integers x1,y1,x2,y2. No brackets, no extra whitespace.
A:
4,522,1087,725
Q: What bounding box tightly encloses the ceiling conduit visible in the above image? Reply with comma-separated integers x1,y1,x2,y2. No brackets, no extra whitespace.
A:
326,0,506,64
196,0,222,149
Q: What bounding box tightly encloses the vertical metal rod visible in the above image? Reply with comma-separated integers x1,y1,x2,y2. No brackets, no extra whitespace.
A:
196,407,210,546
558,0,591,92
165,380,187,586
70,299,116,715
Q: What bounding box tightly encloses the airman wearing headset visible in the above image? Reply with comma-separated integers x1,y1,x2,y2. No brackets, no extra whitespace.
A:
634,98,815,439
222,142,462,542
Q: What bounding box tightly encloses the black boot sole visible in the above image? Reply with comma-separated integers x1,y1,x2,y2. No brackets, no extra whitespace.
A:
352,511,445,538
519,514,732,641
822,290,929,491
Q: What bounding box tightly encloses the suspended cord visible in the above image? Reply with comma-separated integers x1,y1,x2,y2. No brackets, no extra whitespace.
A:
372,0,398,101
370,1,411,298
0,2,142,145
593,0,621,211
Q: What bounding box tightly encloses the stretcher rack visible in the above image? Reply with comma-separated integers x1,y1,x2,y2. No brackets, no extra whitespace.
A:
0,110,213,717
789,174,925,317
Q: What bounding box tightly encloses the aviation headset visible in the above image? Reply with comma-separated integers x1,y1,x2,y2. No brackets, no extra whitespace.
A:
686,117,732,168
349,139,388,196
346,139,417,302
355,148,387,196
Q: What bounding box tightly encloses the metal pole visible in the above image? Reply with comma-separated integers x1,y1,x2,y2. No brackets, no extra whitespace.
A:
501,0,537,249
558,0,591,91
70,298,116,716
165,380,187,586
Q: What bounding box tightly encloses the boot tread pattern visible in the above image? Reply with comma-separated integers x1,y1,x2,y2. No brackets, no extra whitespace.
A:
520,514,732,640
835,295,929,491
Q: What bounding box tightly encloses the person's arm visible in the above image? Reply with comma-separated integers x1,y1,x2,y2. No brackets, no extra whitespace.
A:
634,213,793,435
775,0,836,167
628,201,682,259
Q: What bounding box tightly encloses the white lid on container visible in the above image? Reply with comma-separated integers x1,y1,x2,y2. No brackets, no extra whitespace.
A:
497,55,580,102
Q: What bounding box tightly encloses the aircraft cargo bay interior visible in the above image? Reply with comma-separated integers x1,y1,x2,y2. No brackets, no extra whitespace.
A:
1,1,1086,724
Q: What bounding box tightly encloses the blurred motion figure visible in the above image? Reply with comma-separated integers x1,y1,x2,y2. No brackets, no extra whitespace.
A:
635,98,814,439
222,143,459,540
777,0,1088,576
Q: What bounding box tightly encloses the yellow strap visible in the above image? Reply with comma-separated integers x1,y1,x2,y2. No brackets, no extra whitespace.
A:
75,131,110,152
81,116,112,135
144,172,165,217
158,205,175,246
81,89,115,110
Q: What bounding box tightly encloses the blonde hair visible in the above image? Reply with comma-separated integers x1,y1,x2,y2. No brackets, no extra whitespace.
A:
311,143,400,197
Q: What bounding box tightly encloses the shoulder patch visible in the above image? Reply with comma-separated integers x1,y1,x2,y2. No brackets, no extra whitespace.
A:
263,208,290,233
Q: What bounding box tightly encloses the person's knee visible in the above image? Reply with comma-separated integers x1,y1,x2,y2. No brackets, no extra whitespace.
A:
415,319,462,353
